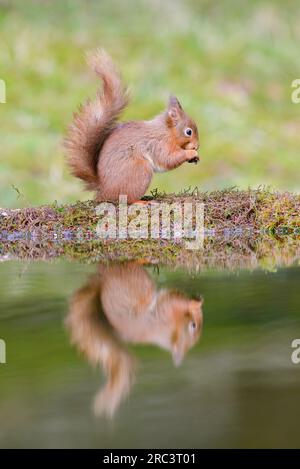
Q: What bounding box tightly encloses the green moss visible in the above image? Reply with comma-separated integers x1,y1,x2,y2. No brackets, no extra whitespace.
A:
0,188,299,271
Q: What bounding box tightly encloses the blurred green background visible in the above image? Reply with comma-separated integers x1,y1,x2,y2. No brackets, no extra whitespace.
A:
0,0,299,208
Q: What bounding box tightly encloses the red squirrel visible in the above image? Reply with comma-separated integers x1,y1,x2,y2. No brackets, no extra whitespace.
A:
64,49,199,204
66,262,203,417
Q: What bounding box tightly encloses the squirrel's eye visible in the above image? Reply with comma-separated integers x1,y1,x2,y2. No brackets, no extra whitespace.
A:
189,321,197,334
184,127,193,137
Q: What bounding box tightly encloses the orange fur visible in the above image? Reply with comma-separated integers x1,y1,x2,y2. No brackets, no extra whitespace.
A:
64,50,199,203
66,262,204,417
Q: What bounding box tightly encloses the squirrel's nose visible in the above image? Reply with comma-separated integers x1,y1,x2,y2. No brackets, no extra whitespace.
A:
185,142,199,151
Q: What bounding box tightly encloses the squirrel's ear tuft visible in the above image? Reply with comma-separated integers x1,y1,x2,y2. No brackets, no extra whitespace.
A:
167,95,183,125
169,95,182,110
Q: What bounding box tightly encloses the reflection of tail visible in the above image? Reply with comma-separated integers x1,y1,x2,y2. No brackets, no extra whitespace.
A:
65,275,136,418
93,351,134,418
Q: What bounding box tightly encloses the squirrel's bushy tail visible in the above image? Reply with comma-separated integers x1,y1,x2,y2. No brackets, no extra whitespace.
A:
64,49,129,190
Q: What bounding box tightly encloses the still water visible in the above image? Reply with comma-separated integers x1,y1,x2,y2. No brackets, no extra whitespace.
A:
0,260,299,448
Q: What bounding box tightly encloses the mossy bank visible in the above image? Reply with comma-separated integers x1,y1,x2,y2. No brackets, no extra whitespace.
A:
1,188,299,272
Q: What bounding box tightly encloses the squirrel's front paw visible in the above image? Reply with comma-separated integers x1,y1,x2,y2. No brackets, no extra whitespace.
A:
186,149,199,164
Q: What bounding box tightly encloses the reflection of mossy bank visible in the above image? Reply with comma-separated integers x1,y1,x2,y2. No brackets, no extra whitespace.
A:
1,189,299,271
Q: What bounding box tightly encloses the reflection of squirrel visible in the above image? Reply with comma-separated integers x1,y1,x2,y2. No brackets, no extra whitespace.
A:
66,262,203,418
64,49,199,203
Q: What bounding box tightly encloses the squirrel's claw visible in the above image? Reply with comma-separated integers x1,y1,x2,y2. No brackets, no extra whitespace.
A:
187,156,199,164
